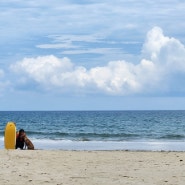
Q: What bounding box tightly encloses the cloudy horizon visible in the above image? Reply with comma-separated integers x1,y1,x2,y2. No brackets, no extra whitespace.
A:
1,0,185,110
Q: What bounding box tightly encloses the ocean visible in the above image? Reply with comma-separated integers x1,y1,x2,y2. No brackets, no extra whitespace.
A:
1,110,185,151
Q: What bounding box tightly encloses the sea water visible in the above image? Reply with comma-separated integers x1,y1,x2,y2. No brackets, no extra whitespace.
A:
1,110,185,151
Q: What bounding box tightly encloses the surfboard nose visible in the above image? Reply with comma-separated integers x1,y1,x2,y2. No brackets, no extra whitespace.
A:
4,122,16,149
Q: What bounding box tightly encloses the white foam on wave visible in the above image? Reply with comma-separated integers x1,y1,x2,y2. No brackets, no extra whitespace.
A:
31,139,185,151
1,137,185,151
0,137,4,148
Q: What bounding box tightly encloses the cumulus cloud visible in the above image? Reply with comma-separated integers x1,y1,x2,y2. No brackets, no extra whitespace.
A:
10,27,185,95
142,27,185,94
142,27,185,70
10,55,156,95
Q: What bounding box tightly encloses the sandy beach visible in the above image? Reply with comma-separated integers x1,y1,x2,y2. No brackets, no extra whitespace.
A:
1,150,185,185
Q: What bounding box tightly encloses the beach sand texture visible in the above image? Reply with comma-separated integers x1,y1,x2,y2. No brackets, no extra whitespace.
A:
1,150,185,185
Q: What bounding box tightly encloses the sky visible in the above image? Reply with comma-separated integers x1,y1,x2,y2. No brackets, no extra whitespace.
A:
1,0,185,110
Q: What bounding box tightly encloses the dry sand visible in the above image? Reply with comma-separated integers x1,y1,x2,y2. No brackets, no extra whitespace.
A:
1,150,185,185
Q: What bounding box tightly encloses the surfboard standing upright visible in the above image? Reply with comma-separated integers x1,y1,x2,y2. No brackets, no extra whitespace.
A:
4,122,16,149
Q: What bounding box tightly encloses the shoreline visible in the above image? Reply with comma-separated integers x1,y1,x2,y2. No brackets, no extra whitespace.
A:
2,139,185,151
1,150,185,184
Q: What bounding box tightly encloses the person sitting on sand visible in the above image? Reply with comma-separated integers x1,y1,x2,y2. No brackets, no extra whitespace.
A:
16,129,25,149
16,129,34,150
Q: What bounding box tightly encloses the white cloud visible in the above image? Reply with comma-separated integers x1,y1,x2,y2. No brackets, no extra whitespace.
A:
36,43,77,49
2,0,185,42
36,34,103,51
10,27,185,95
11,55,74,86
61,48,120,55
143,27,185,74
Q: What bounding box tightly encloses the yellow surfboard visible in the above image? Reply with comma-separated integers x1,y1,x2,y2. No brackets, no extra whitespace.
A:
4,122,16,149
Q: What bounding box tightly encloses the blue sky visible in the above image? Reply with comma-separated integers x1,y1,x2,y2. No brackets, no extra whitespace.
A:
1,0,185,110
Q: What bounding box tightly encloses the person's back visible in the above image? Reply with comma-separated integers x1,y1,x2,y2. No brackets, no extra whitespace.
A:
16,129,25,149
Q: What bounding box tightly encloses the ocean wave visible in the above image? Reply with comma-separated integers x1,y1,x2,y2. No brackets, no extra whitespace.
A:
159,134,185,140
25,131,140,141
2,110,185,149
0,132,4,137
2,138,185,151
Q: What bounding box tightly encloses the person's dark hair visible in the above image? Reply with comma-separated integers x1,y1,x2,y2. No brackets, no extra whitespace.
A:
19,129,24,133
